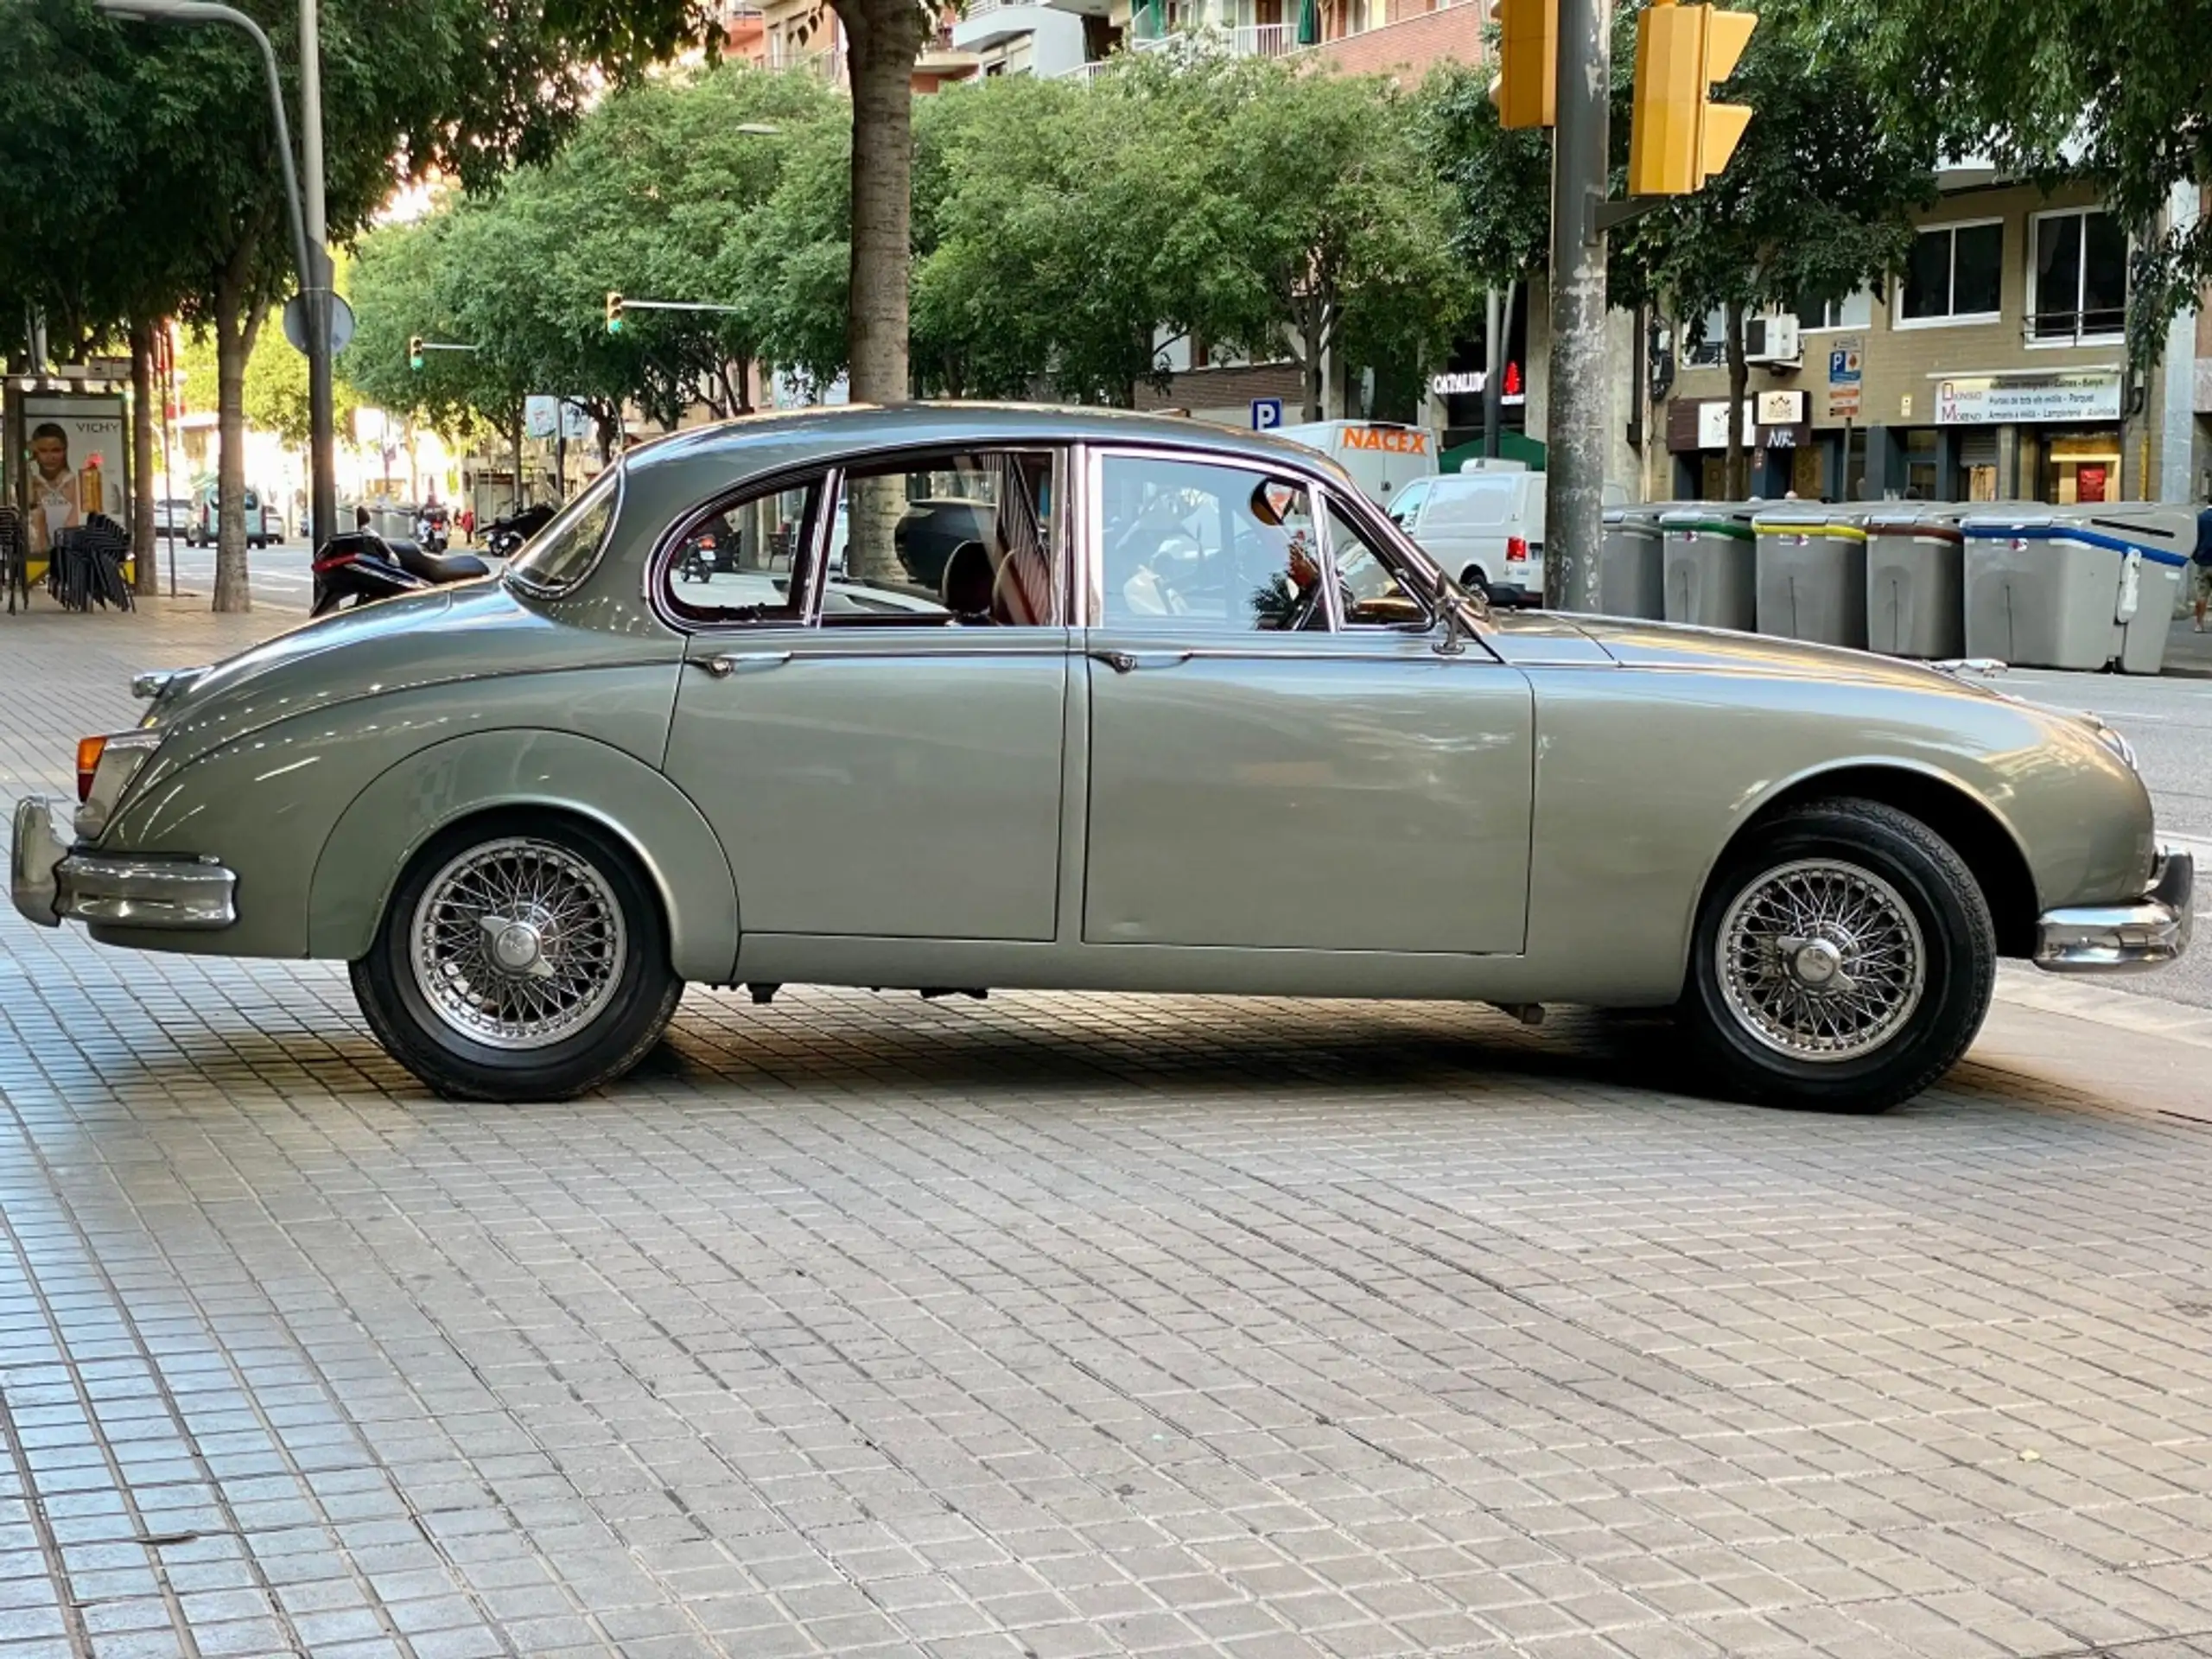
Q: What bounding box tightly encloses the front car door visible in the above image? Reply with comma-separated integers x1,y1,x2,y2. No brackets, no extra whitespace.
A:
1078,447,1534,957
660,447,1071,950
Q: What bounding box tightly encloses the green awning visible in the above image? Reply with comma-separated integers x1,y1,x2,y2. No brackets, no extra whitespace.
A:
1295,0,1320,45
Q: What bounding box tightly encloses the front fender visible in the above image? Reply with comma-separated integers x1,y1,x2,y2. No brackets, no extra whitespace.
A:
308,728,739,980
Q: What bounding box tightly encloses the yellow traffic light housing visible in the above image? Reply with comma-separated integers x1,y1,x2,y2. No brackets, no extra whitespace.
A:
408,335,424,371
605,291,625,334
1628,0,1757,196
1487,0,1557,130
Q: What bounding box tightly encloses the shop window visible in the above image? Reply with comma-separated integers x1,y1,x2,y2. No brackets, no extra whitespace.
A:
2030,210,2127,344
1899,221,2004,324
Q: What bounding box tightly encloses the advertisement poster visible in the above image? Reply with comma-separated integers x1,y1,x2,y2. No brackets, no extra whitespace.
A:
19,393,128,556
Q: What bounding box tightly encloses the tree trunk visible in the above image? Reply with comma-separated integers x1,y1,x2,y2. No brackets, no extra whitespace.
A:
834,0,929,407
212,273,264,614
129,320,158,597
1300,305,1325,423
1723,296,1749,502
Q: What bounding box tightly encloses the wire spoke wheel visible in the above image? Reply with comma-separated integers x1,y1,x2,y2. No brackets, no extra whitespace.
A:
1716,857,1927,1064
408,836,627,1051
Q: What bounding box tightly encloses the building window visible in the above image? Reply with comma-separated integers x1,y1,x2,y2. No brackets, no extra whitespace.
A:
2030,209,2126,345
1899,220,2004,324
1793,286,1873,331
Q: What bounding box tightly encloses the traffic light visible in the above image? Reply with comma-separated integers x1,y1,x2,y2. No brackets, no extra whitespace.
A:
1486,0,1556,130
408,335,424,372
605,291,625,334
1628,0,1757,196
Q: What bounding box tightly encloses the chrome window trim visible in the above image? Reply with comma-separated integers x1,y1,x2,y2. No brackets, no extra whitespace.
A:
504,463,626,600
1316,483,1441,633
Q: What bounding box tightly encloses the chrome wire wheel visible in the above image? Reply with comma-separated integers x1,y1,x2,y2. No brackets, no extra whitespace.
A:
408,836,628,1051
1716,857,1927,1064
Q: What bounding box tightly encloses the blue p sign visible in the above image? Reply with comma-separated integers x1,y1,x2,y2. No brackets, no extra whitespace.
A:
1251,397,1283,430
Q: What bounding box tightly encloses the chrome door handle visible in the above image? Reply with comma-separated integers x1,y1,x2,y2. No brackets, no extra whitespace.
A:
1089,649,1192,674
696,651,792,678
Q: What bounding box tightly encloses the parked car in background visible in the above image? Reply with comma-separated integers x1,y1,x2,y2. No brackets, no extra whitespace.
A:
153,499,191,538
11,404,2189,1114
1389,464,1546,607
260,505,286,543
1274,419,1438,512
186,486,273,549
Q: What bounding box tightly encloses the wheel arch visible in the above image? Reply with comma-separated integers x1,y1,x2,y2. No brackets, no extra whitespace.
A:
1719,762,2040,959
308,728,739,980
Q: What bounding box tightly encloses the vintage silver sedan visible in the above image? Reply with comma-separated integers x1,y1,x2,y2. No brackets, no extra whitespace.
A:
10,406,2192,1110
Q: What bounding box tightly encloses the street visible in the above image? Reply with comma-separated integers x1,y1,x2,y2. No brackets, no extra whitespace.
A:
1,597,2209,1659
150,537,322,611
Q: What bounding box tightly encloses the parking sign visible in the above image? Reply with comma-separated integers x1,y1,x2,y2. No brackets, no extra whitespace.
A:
1250,397,1283,430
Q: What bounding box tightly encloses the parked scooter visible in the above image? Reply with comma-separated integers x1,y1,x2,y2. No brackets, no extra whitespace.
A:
413,504,452,553
484,503,556,559
311,530,489,616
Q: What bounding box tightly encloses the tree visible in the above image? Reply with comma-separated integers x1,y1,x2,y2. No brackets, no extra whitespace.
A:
1609,0,1933,497
827,0,935,406
1422,62,1552,294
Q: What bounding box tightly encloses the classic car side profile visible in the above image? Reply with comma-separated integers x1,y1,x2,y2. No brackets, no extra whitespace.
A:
10,405,2192,1112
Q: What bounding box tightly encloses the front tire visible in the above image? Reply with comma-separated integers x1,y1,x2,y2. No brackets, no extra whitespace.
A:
352,816,683,1101
1680,798,1994,1112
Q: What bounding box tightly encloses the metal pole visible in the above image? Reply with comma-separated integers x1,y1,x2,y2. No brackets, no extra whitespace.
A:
1541,0,1611,611
1482,287,1503,460
158,330,179,596
296,0,335,556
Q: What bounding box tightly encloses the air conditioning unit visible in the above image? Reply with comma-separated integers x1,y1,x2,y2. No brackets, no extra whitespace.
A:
1744,313,1802,367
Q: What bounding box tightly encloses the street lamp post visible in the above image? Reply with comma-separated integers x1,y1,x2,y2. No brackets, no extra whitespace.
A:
97,0,336,561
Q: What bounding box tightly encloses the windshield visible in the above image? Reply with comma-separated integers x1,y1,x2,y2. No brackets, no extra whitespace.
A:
505,466,623,594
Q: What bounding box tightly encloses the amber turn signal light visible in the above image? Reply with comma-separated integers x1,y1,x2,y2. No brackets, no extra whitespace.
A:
76,735,108,803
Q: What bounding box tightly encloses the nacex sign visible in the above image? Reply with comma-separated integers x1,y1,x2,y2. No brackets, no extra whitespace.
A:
1338,427,1430,455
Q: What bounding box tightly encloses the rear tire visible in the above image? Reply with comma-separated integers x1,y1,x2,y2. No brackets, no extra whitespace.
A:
1679,798,1994,1112
352,815,683,1102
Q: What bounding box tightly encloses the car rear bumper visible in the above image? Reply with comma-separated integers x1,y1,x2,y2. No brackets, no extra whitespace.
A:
2035,848,2193,973
11,796,238,931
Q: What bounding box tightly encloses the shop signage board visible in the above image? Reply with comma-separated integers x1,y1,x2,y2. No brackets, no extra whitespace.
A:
1696,398,1754,449
1826,337,1865,419
1935,372,2122,425
1755,390,1805,425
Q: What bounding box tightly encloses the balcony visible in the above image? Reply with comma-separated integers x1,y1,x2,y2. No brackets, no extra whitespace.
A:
1132,21,1296,56
952,0,1054,47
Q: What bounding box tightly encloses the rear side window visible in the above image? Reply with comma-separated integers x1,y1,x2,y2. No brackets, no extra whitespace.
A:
505,466,622,594
1425,478,1521,530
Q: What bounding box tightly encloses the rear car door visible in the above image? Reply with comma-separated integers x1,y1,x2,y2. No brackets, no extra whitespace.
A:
1078,447,1533,955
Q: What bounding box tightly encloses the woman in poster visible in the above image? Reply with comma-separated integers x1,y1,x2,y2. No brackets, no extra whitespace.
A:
25,422,83,555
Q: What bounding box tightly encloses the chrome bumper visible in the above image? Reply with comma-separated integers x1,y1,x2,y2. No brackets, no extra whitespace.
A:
10,796,237,931
2035,848,2194,974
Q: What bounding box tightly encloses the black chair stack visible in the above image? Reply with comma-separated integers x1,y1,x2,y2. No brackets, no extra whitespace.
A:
48,514,134,612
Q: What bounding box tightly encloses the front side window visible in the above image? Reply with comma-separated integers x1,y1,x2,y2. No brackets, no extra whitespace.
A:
1900,222,2005,322
828,449,1058,626
1099,454,1332,632
506,465,622,594
2031,210,2126,343
1326,501,1432,629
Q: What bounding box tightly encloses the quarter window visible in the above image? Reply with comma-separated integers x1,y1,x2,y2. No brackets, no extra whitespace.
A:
2031,209,2126,344
1098,454,1331,633
1900,221,2004,323
505,465,622,595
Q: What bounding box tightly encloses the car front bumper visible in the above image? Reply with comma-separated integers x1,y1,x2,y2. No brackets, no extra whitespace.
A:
10,796,237,931
2035,848,2194,973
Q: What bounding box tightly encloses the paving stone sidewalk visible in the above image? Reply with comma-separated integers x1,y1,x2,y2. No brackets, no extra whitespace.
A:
0,600,2209,1659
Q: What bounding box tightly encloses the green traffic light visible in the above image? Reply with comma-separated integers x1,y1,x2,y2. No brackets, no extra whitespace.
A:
410,354,424,370
607,319,623,335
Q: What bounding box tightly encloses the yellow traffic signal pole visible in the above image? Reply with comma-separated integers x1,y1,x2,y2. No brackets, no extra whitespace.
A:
1541,0,1611,611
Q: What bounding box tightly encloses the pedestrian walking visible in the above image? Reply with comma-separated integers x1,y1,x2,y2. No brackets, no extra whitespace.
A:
2193,504,2212,632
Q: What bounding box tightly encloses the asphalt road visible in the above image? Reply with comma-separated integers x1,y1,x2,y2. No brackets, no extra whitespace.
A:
149,534,318,609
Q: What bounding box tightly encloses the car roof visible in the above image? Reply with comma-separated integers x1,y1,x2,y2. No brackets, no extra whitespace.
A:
621,402,1358,483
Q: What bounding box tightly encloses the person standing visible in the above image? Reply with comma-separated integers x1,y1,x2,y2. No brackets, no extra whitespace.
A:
2193,504,2212,632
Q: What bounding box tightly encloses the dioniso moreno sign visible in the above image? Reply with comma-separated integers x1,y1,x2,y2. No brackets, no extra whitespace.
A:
1935,372,2122,425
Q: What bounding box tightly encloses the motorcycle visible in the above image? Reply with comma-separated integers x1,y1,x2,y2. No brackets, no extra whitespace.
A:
311,530,490,616
484,503,556,560
413,506,452,553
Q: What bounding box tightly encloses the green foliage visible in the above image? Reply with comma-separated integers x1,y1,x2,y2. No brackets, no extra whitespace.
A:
1421,62,1553,289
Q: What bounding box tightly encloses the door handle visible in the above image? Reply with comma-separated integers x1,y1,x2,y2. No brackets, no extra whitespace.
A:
695,651,792,678
1089,649,1192,674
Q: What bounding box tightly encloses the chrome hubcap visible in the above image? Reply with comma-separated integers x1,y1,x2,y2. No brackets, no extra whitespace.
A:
1717,858,1926,1062
410,837,626,1051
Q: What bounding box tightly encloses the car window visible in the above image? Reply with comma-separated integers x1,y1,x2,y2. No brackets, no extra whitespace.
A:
1098,454,1330,633
1426,477,1520,531
505,466,622,594
662,478,822,625
1327,500,1433,629
1387,479,1430,526
828,449,1058,627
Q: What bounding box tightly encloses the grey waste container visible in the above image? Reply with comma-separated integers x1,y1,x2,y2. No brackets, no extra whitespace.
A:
1752,505,1871,647
372,505,413,541
2075,505,2192,674
1599,504,1668,618
1660,506,1758,630
1864,506,1965,659
1965,506,2191,673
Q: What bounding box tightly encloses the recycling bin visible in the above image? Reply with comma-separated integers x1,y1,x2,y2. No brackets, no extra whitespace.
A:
1961,507,2177,671
1660,506,1758,631
2085,505,2194,674
1752,505,1872,647
1599,504,1669,619
1864,505,1965,659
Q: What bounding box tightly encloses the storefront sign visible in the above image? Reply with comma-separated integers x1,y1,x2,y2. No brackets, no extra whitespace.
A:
1695,398,1753,450
1339,426,1431,454
1935,372,2122,425
1430,371,1484,396
1755,390,1805,425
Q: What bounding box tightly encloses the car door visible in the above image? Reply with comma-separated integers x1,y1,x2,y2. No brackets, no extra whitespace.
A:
661,448,1071,944
1079,447,1534,956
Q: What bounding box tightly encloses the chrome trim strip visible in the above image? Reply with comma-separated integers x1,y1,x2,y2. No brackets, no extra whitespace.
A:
2035,849,2194,974
10,795,238,931
10,797,68,927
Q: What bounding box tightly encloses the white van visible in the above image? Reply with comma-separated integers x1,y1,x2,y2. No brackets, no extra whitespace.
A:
1388,464,1546,607
1272,420,1439,511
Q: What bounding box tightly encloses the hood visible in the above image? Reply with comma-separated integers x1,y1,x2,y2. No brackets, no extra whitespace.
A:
1491,611,2013,701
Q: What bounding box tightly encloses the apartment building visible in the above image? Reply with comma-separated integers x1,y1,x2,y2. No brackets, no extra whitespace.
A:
1661,173,2190,505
